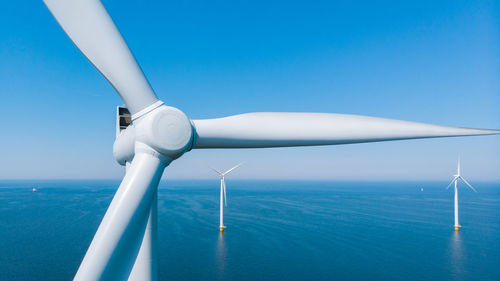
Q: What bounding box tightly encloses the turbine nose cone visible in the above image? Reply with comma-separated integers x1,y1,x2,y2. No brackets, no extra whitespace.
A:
136,106,193,159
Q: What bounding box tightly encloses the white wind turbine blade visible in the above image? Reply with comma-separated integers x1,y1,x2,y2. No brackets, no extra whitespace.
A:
459,177,478,193
457,157,461,176
222,162,244,176
43,0,159,116
206,164,223,176
74,153,165,281
223,180,227,207
446,177,457,189
191,113,500,148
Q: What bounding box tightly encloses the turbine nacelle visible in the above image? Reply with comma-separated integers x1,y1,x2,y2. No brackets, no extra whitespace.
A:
113,125,135,165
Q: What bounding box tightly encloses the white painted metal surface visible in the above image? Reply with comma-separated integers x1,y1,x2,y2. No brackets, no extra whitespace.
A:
74,153,166,281
114,125,136,165
128,191,158,281
192,112,500,148
454,181,459,228
209,164,242,231
43,0,159,115
445,159,477,230
220,178,225,229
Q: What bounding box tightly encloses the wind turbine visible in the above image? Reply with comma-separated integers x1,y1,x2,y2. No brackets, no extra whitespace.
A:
41,1,500,280
208,163,243,232
446,158,477,231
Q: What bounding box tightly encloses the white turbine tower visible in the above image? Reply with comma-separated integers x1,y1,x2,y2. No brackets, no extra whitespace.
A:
41,1,499,280
208,163,243,232
446,158,477,231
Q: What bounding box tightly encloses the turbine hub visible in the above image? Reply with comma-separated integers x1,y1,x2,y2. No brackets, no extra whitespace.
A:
114,105,193,164
135,105,193,160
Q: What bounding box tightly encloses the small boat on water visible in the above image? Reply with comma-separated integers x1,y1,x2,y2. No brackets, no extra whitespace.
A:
32,188,37,192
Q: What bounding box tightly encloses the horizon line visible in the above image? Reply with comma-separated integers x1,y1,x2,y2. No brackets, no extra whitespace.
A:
1,178,500,183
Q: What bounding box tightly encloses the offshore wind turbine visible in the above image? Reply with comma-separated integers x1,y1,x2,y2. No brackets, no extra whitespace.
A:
446,158,477,231
208,163,243,232
41,0,500,280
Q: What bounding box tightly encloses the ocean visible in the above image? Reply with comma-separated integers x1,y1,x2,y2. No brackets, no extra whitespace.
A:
0,180,499,281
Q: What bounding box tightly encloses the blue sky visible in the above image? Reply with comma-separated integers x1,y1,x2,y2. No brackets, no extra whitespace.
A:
0,0,499,180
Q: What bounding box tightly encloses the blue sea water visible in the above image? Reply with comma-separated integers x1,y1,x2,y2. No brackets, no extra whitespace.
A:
0,180,499,281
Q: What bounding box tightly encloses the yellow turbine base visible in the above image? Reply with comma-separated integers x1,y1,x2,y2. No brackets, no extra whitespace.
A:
220,227,224,232
454,225,461,231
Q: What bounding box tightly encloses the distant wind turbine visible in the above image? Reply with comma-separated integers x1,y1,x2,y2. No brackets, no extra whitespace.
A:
446,158,477,231
209,163,243,232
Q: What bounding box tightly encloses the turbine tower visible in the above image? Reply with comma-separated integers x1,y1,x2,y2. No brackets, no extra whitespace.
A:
209,163,243,232
41,1,499,280
446,158,477,231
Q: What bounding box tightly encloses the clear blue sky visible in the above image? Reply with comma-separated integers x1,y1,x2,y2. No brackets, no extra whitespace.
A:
0,0,499,180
